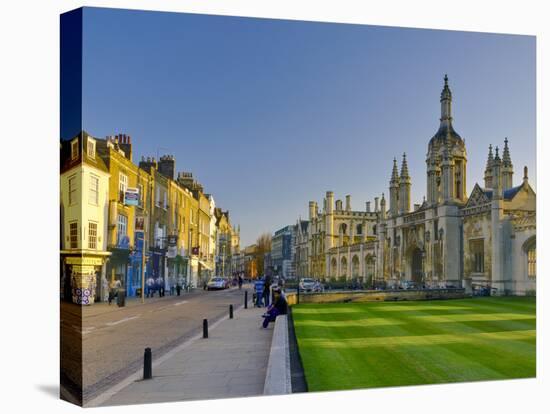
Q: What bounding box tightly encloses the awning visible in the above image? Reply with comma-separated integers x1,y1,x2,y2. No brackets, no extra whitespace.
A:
198,260,212,270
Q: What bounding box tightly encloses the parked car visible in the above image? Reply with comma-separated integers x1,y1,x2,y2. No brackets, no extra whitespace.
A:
401,280,417,290
207,277,227,291
299,278,317,292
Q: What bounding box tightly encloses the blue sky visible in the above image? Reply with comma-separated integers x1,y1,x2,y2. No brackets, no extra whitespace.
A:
80,7,536,246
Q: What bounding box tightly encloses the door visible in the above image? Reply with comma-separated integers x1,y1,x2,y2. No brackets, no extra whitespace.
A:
411,248,423,284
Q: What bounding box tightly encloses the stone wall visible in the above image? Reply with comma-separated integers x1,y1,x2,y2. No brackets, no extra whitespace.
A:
286,288,466,305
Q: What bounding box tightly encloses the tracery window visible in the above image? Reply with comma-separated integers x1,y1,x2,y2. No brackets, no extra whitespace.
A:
469,239,484,273
528,248,536,278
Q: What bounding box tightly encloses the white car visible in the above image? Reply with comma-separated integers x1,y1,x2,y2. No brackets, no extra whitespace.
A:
207,277,226,290
299,278,317,292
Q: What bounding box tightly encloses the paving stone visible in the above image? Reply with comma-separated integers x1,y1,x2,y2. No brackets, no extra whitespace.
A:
101,307,272,405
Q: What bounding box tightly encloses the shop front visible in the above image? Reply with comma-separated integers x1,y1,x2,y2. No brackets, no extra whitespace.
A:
61,254,110,305
127,230,146,297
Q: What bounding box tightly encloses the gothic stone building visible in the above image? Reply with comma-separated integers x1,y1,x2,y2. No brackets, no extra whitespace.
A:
295,76,536,295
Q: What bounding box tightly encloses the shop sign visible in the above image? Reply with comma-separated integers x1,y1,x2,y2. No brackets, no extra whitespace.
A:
135,216,145,231
66,257,103,266
125,188,140,206
72,265,96,274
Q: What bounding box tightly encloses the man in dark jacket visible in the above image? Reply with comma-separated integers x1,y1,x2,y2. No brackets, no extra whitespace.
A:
261,288,288,328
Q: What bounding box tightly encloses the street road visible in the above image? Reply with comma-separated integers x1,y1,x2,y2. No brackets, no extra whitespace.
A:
61,286,250,404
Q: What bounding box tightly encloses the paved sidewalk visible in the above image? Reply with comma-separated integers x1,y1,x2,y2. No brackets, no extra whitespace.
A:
101,306,273,406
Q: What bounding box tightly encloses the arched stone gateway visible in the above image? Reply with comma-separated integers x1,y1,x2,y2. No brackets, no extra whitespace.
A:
411,247,423,284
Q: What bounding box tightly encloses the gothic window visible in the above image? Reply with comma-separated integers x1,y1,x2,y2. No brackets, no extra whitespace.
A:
340,256,347,278
339,223,347,235
470,239,484,273
356,224,363,235
352,256,360,278
373,225,377,235
528,247,536,278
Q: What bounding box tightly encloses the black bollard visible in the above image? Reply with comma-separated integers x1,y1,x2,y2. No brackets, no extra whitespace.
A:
203,318,208,338
143,347,152,380
229,304,234,319
244,291,248,309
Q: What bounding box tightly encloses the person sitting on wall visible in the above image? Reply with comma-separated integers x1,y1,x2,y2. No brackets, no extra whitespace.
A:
261,288,288,328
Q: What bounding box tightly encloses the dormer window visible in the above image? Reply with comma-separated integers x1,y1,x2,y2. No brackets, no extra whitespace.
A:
71,138,79,160
87,137,96,159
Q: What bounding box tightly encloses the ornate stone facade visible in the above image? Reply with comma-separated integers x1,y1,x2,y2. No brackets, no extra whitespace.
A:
295,76,536,295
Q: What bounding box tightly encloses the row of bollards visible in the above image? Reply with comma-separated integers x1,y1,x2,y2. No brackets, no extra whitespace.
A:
143,290,250,380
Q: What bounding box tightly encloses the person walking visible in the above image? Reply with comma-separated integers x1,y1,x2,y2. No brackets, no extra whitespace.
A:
146,277,154,297
263,276,271,307
238,275,243,290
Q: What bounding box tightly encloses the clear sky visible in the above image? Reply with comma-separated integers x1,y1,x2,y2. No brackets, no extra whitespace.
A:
80,7,536,246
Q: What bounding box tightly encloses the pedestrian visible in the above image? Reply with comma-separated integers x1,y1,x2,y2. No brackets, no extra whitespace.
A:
160,278,165,297
261,288,288,328
176,282,181,296
146,277,154,297
238,275,243,290
155,276,163,297
263,276,271,307
254,278,265,307
108,279,120,305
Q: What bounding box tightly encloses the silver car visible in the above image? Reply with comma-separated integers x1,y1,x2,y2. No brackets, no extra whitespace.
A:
299,278,316,292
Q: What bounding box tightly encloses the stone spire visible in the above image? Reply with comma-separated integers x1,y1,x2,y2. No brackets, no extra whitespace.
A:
484,144,494,189
486,144,494,169
389,158,399,217
399,153,411,214
492,146,503,200
502,138,513,167
502,138,514,190
440,74,453,123
391,157,399,183
400,153,410,179
380,193,387,220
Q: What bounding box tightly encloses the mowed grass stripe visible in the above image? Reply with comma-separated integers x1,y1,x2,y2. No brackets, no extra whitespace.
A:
293,297,536,391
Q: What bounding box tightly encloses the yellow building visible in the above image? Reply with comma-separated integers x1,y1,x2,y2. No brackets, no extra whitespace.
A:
97,134,153,297
60,132,111,305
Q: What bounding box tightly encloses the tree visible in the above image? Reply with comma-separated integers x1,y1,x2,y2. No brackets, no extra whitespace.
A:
255,233,272,276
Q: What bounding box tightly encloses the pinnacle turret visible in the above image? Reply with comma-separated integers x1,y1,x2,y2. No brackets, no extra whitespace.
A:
486,144,494,170
390,157,399,184
440,74,453,122
502,137,512,167
400,153,410,179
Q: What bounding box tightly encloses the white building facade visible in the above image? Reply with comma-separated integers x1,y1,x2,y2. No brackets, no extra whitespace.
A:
295,76,536,295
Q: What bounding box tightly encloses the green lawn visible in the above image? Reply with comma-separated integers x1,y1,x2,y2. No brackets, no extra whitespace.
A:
292,297,536,391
